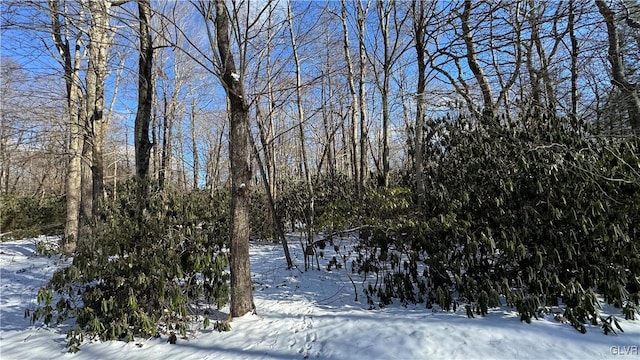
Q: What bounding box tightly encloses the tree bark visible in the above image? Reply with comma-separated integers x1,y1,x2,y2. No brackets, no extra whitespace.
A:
151,93,159,180
214,0,253,317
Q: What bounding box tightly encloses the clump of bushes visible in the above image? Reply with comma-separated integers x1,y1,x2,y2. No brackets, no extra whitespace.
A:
30,182,230,352
1,193,65,239
333,113,639,333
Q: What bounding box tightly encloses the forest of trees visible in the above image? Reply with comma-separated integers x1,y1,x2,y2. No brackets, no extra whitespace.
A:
1,0,639,350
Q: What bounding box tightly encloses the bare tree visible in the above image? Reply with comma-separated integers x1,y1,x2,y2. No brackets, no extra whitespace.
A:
569,0,579,125
245,0,294,268
47,0,85,254
371,0,409,186
134,0,153,194
156,51,177,189
217,0,253,317
192,0,258,317
286,0,316,269
461,0,495,120
410,0,438,206
339,0,360,193
595,0,640,134
190,95,199,188
0,59,67,197
287,0,311,189
85,0,113,212
357,1,371,190
262,9,278,202
318,20,339,177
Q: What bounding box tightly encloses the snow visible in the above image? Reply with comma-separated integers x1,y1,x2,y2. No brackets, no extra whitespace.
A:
1,236,639,360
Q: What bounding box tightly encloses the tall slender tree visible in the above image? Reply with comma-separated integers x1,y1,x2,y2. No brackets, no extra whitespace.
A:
371,0,408,187
569,0,579,125
287,0,316,267
193,0,255,317
339,0,360,193
595,0,640,134
357,1,370,190
461,0,495,120
134,0,153,198
411,0,429,206
48,0,85,254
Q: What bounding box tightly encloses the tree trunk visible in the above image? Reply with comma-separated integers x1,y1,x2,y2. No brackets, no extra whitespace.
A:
287,0,311,188
287,0,315,262
0,118,8,193
524,36,541,110
86,0,110,210
340,0,360,193
357,1,369,190
569,0,579,126
320,66,337,176
461,0,495,121
175,111,188,189
159,90,172,189
375,0,406,187
135,0,153,190
322,26,336,176
191,96,199,189
381,66,390,187
265,81,277,202
206,123,225,195
48,0,84,255
215,0,253,317
264,1,277,201
80,135,93,230
250,133,293,269
152,89,159,180
412,1,426,206
595,0,640,134
528,0,555,111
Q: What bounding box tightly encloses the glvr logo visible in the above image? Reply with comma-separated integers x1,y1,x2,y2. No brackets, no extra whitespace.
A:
610,346,639,355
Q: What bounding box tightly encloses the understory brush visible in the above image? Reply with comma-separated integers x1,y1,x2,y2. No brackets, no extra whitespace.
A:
30,182,231,351
315,114,639,334
1,193,65,240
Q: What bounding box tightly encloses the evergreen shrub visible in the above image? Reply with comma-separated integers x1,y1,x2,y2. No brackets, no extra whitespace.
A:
0,193,65,239
30,181,230,351
347,113,639,333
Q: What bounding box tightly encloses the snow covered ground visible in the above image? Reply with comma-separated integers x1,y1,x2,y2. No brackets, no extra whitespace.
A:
1,236,639,360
